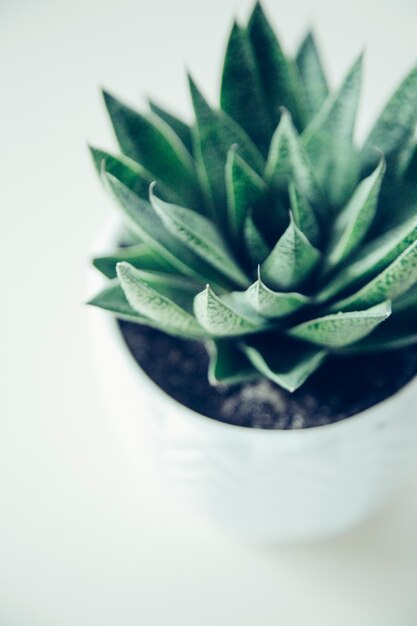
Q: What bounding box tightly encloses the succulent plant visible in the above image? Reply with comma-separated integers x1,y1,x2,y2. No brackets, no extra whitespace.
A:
89,1,417,392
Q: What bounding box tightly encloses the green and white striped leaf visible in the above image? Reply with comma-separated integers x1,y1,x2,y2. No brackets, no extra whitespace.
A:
102,90,199,207
221,22,273,155
265,110,322,204
244,268,310,318
241,335,327,392
288,182,320,247
117,262,206,338
302,55,363,206
225,147,266,244
189,75,264,224
92,244,178,279
261,212,322,290
325,159,385,269
288,300,391,348
317,213,417,303
148,99,193,154
403,143,417,183
247,2,305,130
88,280,157,325
362,64,417,172
296,32,329,123
102,172,233,287
333,239,417,311
243,212,271,266
341,307,417,353
90,146,176,203
207,340,257,384
194,285,266,337
150,188,250,288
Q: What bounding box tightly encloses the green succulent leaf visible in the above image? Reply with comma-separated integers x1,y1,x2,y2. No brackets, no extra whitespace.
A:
92,243,177,279
150,187,250,288
148,100,193,154
317,213,417,303
244,272,309,319
288,182,320,248
117,262,207,338
333,238,417,311
243,212,271,266
221,22,273,155
244,268,310,318
325,159,385,269
341,307,417,353
90,146,173,202
241,335,327,392
296,31,329,123
403,143,417,183
207,340,257,384
194,285,267,337
189,75,264,224
247,2,305,130
288,300,391,348
261,212,322,290
302,55,363,207
225,147,266,245
361,64,417,172
102,90,199,208
102,172,232,287
88,280,157,325
265,109,322,205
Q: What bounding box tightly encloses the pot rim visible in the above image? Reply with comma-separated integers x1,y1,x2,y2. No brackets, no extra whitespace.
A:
87,216,417,439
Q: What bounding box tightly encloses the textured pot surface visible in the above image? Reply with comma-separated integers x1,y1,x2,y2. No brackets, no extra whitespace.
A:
87,218,417,543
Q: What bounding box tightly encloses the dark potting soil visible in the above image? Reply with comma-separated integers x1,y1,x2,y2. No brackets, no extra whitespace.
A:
118,320,417,429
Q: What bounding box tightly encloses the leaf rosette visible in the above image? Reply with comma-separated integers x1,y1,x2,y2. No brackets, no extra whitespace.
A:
89,2,417,391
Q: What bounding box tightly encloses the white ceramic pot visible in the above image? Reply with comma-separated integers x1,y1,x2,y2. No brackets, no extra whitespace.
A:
87,217,417,543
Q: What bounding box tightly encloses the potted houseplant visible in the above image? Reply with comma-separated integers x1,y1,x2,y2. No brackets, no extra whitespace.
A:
87,1,417,542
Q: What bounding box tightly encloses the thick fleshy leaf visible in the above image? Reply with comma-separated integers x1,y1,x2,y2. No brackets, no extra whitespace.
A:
225,147,266,244
92,243,177,279
261,212,321,290
302,55,363,207
150,188,250,288
296,32,329,123
288,182,320,247
392,283,417,313
341,308,417,353
221,22,273,155
325,159,385,269
403,143,417,183
241,335,327,392
333,239,417,311
148,100,193,154
88,280,157,325
243,212,271,266
117,263,206,338
362,65,417,172
247,2,305,130
288,300,391,348
265,110,322,205
102,90,199,207
189,75,264,224
90,146,175,202
207,340,257,384
194,285,266,337
102,172,232,287
317,213,417,303
243,268,309,318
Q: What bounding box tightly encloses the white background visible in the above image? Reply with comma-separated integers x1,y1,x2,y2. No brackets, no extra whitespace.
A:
2,0,417,624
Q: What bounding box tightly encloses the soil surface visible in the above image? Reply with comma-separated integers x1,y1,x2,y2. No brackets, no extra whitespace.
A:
119,321,417,429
